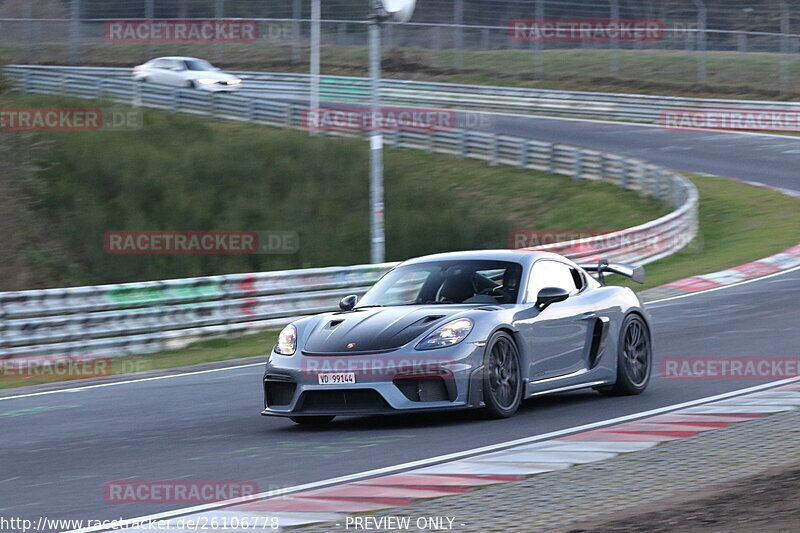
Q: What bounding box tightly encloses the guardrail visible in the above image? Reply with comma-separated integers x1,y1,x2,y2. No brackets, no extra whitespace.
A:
0,65,698,361
8,64,800,123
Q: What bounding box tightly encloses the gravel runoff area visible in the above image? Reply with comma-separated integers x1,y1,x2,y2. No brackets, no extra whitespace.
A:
293,388,800,533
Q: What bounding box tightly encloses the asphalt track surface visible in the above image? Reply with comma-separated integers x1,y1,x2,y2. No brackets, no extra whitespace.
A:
1,111,799,530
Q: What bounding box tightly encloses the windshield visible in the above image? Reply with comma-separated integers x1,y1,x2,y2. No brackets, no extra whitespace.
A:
184,59,215,71
357,260,523,307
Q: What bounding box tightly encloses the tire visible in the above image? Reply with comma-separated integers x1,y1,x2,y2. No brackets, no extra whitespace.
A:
482,331,523,418
599,314,652,396
290,416,335,426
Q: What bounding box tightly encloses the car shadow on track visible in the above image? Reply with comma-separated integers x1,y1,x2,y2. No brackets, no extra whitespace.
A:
268,391,601,432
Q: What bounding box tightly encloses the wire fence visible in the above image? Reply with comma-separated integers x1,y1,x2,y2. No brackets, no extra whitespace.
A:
1,1,800,96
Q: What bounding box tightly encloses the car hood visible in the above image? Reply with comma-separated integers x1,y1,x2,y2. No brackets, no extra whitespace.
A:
301,306,474,355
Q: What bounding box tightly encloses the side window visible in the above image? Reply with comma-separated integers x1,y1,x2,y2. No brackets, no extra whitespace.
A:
381,270,429,305
525,260,579,302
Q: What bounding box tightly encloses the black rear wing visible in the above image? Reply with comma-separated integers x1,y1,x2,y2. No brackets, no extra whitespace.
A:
578,259,645,285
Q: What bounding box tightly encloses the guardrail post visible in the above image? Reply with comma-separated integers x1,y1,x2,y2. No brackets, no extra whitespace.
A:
572,150,583,181
459,129,467,158
653,169,663,199
519,140,529,169
391,129,400,148
285,103,293,127
620,159,629,189
669,175,679,207
20,70,29,93
246,98,255,121
133,78,142,107
490,133,499,165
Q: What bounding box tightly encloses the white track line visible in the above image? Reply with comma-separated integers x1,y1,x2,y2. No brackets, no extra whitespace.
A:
65,375,800,533
0,363,263,402
647,263,800,306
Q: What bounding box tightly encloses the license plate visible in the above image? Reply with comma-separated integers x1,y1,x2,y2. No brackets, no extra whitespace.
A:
317,372,356,385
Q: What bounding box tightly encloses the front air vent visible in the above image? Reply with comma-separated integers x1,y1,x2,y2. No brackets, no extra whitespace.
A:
327,319,345,328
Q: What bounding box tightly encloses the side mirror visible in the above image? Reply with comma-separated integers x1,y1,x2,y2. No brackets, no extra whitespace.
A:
535,287,569,311
339,294,358,311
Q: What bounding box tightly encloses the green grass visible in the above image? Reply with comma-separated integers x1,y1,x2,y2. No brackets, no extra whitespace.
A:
621,174,800,290
8,43,800,100
2,92,668,288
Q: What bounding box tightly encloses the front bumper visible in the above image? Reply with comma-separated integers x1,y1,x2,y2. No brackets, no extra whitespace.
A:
261,343,486,417
199,82,242,92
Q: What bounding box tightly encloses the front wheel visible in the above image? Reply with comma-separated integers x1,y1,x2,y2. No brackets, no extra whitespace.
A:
599,314,652,396
482,331,523,418
290,416,335,426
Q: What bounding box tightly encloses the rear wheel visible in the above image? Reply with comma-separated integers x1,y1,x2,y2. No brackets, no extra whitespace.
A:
599,314,652,396
482,331,523,418
290,416,335,426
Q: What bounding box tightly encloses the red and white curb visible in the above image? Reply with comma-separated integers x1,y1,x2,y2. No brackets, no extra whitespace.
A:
651,180,800,297
662,244,800,293
110,379,800,532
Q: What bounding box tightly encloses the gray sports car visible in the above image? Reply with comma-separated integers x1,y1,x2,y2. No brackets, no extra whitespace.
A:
261,250,652,425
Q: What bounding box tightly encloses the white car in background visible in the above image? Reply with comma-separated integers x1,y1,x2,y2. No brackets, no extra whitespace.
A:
132,56,242,92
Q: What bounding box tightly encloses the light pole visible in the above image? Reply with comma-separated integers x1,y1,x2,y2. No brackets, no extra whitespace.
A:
310,0,321,130
368,0,416,264
368,10,385,264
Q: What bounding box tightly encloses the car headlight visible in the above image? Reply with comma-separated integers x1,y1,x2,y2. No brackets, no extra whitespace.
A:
275,324,297,355
196,78,219,85
415,318,473,350
227,78,242,85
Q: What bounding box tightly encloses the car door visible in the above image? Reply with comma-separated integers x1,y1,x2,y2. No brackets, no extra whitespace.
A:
145,59,169,84
517,259,594,381
163,59,188,87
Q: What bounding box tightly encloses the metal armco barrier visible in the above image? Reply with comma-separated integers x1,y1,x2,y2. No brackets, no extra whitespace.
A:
0,66,698,361
9,65,800,124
